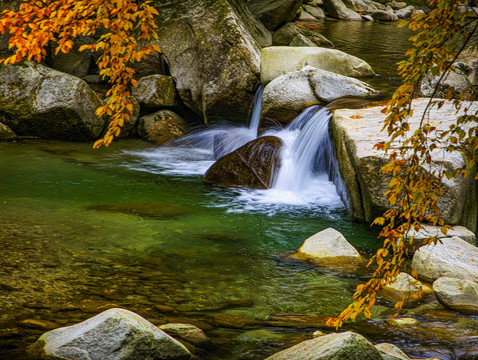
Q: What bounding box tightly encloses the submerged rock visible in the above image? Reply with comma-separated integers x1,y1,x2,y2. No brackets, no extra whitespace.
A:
264,331,382,359
159,323,209,344
154,0,268,124
0,62,104,141
204,136,283,189
411,236,478,282
261,46,375,84
28,308,192,360
87,201,193,219
261,66,376,124
433,277,478,314
330,99,478,231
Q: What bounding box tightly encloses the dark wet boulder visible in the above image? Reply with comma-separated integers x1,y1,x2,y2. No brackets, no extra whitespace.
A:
154,0,270,124
204,136,283,189
0,62,104,141
28,308,192,360
247,0,304,30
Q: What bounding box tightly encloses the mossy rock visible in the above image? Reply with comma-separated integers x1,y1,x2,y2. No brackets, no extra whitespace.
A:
137,110,186,145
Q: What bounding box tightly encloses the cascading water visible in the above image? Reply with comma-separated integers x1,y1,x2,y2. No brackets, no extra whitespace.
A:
127,87,347,214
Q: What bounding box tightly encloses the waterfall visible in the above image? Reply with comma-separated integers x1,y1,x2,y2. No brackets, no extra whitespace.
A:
247,85,264,138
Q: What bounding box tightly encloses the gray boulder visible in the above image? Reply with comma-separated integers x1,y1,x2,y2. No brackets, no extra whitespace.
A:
137,110,186,145
402,224,476,253
433,277,478,314
272,23,333,47
204,136,283,189
303,4,326,18
28,308,192,360
295,227,364,267
0,62,104,141
47,37,94,79
323,0,363,20
297,10,318,20
371,10,399,21
155,0,268,124
330,99,478,231
247,0,304,30
264,331,382,360
420,70,471,99
132,74,176,108
395,5,415,18
412,236,478,282
289,34,318,47
261,46,375,84
261,66,376,124
379,272,433,304
387,1,407,10
375,343,411,360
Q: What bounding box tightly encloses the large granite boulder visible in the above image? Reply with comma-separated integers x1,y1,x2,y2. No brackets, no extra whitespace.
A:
330,99,478,231
295,227,364,267
0,62,104,141
261,46,375,84
264,331,382,360
261,66,376,125
137,110,186,145
28,308,192,360
411,236,478,283
322,0,363,20
246,0,304,30
154,0,270,124
433,277,478,314
132,74,176,108
371,10,399,21
204,136,283,189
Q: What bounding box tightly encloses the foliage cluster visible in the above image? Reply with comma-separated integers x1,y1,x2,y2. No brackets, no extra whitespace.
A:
0,0,161,147
327,0,478,328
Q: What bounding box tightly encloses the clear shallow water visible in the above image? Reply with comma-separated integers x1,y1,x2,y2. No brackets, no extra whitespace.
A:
1,140,478,360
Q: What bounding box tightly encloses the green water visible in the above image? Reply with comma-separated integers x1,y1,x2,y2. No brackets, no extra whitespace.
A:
1,140,478,360
0,139,381,359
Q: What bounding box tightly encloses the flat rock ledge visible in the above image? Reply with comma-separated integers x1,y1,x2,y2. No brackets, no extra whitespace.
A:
28,308,192,360
330,99,478,232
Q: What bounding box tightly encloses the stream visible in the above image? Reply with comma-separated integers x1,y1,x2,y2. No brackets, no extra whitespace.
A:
1,20,478,360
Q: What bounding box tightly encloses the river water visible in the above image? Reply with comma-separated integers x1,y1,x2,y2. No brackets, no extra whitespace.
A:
1,20,478,360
